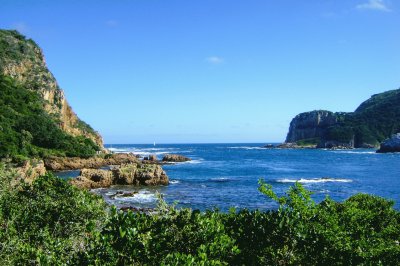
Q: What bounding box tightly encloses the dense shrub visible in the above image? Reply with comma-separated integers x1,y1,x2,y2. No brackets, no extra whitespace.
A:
0,168,399,265
0,168,107,265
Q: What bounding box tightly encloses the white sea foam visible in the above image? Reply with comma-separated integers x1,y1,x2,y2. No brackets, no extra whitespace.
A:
210,177,232,182
228,146,265,150
170,180,180,184
277,178,352,184
115,191,157,203
331,150,377,154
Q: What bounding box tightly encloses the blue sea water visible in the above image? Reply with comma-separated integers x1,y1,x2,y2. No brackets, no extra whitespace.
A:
57,143,400,211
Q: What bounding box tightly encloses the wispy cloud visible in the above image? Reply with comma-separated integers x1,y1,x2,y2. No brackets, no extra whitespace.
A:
105,20,118,27
356,0,391,12
12,22,29,34
205,56,224,65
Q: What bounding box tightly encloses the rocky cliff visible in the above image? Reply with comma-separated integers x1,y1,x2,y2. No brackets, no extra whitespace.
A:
0,30,103,148
285,110,339,143
285,88,400,148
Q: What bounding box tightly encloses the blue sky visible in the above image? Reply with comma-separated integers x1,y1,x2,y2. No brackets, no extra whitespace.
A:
1,0,399,143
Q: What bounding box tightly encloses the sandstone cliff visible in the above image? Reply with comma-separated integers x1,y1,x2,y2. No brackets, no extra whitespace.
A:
0,30,103,148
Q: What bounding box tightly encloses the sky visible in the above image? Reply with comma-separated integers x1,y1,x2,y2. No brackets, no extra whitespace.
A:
1,0,399,144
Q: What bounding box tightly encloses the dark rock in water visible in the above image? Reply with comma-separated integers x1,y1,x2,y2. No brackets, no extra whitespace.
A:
162,154,191,162
377,133,400,153
360,143,376,149
276,142,302,149
143,154,158,161
70,163,169,189
323,141,353,150
262,144,274,148
110,191,138,199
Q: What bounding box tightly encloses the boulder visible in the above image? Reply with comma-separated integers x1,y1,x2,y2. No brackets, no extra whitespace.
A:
162,154,191,162
106,153,139,165
70,162,169,189
377,133,400,153
143,154,158,162
70,169,113,189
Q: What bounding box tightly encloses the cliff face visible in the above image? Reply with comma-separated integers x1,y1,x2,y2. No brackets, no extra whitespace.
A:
0,30,103,148
285,111,338,143
285,88,400,148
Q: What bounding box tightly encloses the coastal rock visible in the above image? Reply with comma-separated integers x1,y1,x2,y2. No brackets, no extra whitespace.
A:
15,159,47,183
70,162,169,189
377,133,400,153
276,142,302,149
162,154,191,162
44,153,139,171
143,154,158,162
285,110,339,144
106,153,139,165
71,169,114,189
262,144,275,148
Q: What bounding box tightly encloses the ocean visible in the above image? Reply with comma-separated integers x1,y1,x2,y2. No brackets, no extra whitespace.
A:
56,143,400,211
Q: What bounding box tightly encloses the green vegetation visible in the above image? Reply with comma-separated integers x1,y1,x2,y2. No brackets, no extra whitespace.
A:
0,167,399,265
295,89,400,147
296,137,320,146
0,75,100,160
0,30,39,62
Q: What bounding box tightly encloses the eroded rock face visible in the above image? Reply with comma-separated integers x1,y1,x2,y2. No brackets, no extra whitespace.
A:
377,133,400,153
15,159,47,183
162,154,191,162
70,163,169,189
285,110,338,143
0,30,103,148
44,153,139,171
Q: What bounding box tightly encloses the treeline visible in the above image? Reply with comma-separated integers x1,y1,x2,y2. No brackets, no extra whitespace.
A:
0,167,399,265
0,75,99,160
324,89,400,147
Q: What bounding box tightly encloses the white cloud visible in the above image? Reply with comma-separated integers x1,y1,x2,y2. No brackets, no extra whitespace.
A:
205,56,224,64
106,20,118,27
356,0,391,12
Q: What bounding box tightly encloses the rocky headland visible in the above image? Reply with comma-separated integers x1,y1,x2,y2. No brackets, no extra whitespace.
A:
283,88,400,149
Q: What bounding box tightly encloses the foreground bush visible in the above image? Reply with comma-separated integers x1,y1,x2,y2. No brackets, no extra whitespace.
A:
0,167,107,265
0,169,399,265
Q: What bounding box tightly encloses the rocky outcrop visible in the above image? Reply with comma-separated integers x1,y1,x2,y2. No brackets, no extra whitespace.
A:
284,88,400,148
143,155,158,162
285,110,339,144
162,154,191,162
0,30,103,148
377,133,400,153
70,163,169,189
44,153,139,171
15,159,47,183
